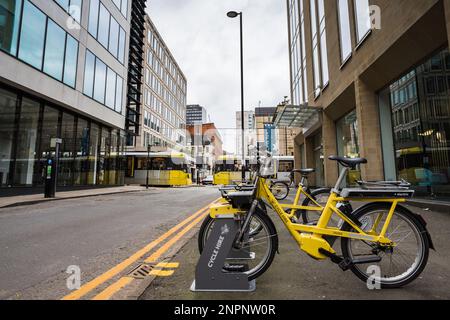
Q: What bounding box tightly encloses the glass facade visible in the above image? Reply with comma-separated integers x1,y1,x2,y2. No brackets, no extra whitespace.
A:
1,0,79,88
380,48,450,197
54,0,82,23
83,50,124,113
336,110,361,185
88,0,126,64
0,0,23,55
0,85,126,188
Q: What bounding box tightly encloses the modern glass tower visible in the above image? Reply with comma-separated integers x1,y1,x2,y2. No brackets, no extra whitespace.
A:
0,0,140,190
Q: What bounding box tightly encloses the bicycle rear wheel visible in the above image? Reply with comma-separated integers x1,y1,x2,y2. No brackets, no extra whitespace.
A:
341,203,430,288
270,181,289,201
198,208,278,281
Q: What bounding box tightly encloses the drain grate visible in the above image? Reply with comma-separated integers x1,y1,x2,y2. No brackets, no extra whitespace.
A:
128,263,155,279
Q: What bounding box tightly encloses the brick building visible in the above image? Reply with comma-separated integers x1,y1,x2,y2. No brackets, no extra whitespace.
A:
280,0,450,197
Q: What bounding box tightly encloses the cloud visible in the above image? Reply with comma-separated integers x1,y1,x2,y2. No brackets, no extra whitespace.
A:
146,0,290,153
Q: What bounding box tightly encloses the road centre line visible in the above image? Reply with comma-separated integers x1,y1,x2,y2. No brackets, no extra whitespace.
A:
62,198,219,300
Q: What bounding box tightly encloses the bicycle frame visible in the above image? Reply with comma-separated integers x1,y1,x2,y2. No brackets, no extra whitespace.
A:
278,182,323,219
255,168,402,260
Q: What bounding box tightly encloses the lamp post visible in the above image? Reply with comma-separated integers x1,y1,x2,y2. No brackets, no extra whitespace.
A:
227,10,246,182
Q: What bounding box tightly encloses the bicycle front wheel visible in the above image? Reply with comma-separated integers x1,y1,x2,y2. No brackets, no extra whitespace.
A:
198,208,278,281
341,204,430,288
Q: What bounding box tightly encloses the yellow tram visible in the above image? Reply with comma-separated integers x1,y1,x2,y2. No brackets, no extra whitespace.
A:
212,155,243,185
125,152,193,186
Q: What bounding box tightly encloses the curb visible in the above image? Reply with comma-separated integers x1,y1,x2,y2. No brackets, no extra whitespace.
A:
0,189,153,209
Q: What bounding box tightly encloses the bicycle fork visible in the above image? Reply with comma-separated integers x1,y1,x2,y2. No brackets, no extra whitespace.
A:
233,199,259,249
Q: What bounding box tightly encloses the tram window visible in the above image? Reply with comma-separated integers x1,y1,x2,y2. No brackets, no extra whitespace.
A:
278,161,294,172
151,157,167,170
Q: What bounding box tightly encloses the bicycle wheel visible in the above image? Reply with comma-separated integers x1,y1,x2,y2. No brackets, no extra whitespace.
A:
270,181,289,201
198,208,278,281
341,203,430,288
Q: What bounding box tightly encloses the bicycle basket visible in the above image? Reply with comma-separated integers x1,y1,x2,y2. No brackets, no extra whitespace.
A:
259,156,275,177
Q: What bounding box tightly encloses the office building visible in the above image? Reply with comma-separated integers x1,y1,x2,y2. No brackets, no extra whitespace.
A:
278,0,450,197
136,15,187,152
187,123,223,173
186,104,207,125
236,110,256,158
0,0,141,189
255,107,299,156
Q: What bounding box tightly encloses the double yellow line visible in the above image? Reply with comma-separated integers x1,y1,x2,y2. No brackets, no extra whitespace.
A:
62,198,220,300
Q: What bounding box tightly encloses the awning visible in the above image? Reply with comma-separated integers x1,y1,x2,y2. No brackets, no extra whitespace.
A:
273,104,321,128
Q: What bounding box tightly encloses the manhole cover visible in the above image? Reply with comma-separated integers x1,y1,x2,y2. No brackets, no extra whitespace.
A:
128,263,155,279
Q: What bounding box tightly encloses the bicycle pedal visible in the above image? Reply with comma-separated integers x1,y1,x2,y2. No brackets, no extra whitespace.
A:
338,258,353,271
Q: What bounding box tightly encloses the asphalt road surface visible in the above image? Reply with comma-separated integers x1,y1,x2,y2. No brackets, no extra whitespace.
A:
0,187,219,300
141,203,450,300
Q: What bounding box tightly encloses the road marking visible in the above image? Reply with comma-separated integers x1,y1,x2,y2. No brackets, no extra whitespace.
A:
144,210,209,263
91,277,133,300
92,209,210,300
149,270,174,277
61,198,219,300
155,262,180,269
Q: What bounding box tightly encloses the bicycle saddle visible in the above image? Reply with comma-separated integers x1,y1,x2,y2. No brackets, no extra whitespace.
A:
328,156,367,169
292,168,315,175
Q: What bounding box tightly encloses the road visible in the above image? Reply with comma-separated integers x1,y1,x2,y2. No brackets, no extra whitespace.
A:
141,202,450,300
0,187,219,300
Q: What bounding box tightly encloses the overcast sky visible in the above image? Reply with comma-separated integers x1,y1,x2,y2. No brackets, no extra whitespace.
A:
146,0,290,153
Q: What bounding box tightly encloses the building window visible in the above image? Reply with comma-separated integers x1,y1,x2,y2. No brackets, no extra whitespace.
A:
4,0,79,87
337,0,352,63
14,97,40,185
18,0,46,69
336,110,360,185
354,0,371,44
380,49,450,197
84,50,124,112
54,0,82,23
93,58,107,103
0,0,23,55
88,0,126,64
64,35,79,88
112,0,128,18
0,88,17,186
43,20,66,81
288,0,308,104
310,0,329,97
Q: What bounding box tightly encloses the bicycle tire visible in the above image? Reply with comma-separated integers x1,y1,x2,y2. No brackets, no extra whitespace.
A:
341,203,430,288
198,208,278,281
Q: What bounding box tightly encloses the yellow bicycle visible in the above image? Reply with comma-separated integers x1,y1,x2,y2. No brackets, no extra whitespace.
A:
198,156,434,288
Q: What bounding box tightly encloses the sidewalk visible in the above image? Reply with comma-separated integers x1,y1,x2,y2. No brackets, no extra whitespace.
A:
0,186,152,209
407,198,450,213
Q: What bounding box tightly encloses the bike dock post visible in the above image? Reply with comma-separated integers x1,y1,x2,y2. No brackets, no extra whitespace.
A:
190,215,255,292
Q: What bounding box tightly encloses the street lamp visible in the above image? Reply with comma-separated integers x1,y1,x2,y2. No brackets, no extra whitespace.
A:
227,10,246,182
